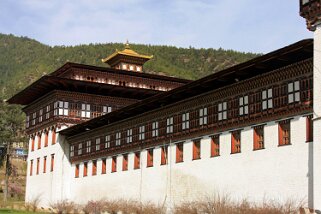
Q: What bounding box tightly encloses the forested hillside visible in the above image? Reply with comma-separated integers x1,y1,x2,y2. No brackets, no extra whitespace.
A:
0,33,259,100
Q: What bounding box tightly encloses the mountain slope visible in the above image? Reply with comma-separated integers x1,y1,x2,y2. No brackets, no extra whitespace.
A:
0,33,259,100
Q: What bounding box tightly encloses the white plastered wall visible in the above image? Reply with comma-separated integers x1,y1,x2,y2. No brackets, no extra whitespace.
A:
69,115,312,208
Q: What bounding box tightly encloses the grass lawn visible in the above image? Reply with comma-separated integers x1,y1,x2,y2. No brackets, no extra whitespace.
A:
0,208,46,214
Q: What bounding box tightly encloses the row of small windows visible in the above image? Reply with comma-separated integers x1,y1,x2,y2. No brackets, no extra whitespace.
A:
30,129,56,152
71,115,313,158
74,75,170,91
73,116,313,177
29,154,55,176
26,102,112,128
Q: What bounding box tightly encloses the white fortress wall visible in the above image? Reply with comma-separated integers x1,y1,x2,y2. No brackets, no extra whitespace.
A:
69,115,311,206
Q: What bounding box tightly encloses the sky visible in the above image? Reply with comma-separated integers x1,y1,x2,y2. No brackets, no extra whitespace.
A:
0,0,313,53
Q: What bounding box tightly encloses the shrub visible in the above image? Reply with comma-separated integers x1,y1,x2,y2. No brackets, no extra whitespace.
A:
50,199,77,214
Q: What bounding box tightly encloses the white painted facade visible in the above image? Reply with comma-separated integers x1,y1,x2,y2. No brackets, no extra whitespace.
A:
26,116,313,209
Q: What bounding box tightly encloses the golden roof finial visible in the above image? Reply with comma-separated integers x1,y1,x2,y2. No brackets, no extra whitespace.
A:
125,39,130,49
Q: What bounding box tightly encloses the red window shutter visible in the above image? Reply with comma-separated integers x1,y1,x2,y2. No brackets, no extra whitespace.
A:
112,157,117,172
278,124,283,146
52,129,56,145
193,141,200,160
75,164,79,178
51,154,55,172
31,137,35,151
147,149,153,167
44,132,48,147
176,143,183,163
30,160,33,176
211,136,219,157
83,162,87,176
306,116,313,142
37,134,41,150
101,159,106,174
231,133,236,154
253,129,258,150
36,158,40,175
43,156,47,173
92,160,97,176
123,155,128,171
134,152,140,169
161,146,168,165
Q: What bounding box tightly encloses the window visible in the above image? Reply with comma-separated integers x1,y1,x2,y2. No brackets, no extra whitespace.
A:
101,158,106,174
239,96,249,116
75,164,79,178
116,132,121,146
95,138,100,151
55,101,69,116
50,154,55,172
45,105,50,119
81,104,91,118
253,126,264,150
31,137,35,151
218,102,227,121
112,156,117,172
86,140,91,153
211,135,220,157
279,120,291,146
192,140,201,160
231,131,241,154
152,122,159,137
26,115,30,128
123,154,128,171
127,129,133,143
92,160,97,176
262,89,273,110
30,160,33,176
103,106,112,114
166,117,174,134
70,145,75,157
176,142,184,163
139,126,145,140
134,152,140,169
44,131,48,147
36,158,40,175
161,145,168,165
199,107,208,125
147,149,153,167
306,116,313,142
182,113,190,130
39,109,43,122
105,135,111,148
288,81,300,103
43,156,47,173
37,134,41,150
32,112,36,125
78,143,83,155
83,162,88,177
52,128,56,145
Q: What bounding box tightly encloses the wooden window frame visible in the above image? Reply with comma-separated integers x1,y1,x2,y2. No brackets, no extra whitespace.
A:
44,131,48,147
31,137,35,151
123,154,128,171
152,122,159,137
105,135,111,148
192,140,201,160
75,164,79,178
239,95,249,116
30,160,33,176
161,145,168,165
37,134,41,150
306,115,313,142
199,107,208,126
182,113,190,130
83,162,88,177
112,156,117,173
101,158,106,174
134,152,140,169
92,160,97,176
52,128,56,145
211,135,220,157
218,102,227,121
43,156,47,173
36,158,40,175
231,130,241,154
176,142,184,163
166,117,174,134
95,138,100,151
116,132,121,146
50,154,55,172
278,120,291,146
147,149,154,167
262,88,273,110
127,129,133,143
253,126,264,150
288,80,300,103
139,126,145,141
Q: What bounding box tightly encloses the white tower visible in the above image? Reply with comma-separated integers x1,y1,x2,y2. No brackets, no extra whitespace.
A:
300,0,321,211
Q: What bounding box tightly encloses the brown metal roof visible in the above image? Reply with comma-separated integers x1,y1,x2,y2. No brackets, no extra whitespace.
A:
7,76,160,105
50,62,191,84
60,39,313,137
